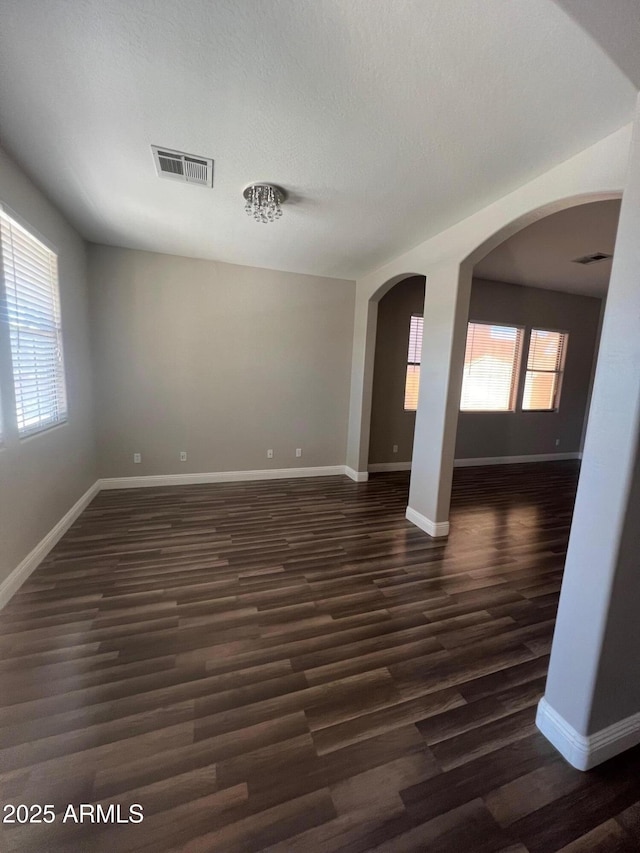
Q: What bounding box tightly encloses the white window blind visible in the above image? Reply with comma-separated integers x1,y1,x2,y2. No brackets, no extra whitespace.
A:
523,329,567,411
460,322,523,411
404,314,423,411
0,209,67,437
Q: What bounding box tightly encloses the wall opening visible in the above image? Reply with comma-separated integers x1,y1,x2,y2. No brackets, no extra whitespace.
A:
368,275,426,472
455,198,620,470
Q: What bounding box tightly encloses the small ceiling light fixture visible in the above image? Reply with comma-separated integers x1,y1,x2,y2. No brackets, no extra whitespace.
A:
243,183,286,223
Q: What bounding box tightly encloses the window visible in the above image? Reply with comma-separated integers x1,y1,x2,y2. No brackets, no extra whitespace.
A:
0,208,67,437
404,314,423,411
460,322,523,411
523,329,567,411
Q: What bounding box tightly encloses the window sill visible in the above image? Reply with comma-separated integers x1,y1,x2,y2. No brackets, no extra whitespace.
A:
19,419,69,443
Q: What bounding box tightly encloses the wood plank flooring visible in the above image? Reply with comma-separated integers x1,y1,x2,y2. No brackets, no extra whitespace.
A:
2,462,640,852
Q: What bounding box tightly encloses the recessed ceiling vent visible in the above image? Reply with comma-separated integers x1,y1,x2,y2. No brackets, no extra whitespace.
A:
572,252,612,265
151,146,213,187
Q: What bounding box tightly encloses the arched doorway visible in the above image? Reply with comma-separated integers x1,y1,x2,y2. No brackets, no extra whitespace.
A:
347,189,625,527
345,272,423,481
455,198,620,469
405,192,622,538
367,275,426,474
347,124,630,486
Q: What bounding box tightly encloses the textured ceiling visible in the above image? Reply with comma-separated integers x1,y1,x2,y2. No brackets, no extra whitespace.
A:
475,200,621,297
0,0,636,279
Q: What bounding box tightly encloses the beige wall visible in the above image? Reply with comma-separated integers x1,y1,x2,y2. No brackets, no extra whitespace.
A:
368,275,602,465
456,278,602,459
88,246,355,477
0,147,96,587
368,276,425,464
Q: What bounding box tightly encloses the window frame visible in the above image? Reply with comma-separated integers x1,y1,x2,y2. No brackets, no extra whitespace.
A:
458,320,569,415
0,203,68,441
520,326,569,413
459,321,525,414
403,313,423,412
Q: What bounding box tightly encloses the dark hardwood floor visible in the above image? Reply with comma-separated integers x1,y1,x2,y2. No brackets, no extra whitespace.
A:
2,462,640,852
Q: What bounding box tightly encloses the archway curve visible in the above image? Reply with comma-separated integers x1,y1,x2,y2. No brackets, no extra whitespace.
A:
463,190,623,270
350,193,624,477
409,191,625,533
369,271,424,305
347,124,628,477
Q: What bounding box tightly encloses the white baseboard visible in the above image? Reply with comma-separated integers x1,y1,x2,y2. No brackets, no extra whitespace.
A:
0,481,100,610
100,465,347,490
368,453,582,472
368,462,412,473
454,452,582,468
344,467,369,482
536,697,640,771
405,506,450,538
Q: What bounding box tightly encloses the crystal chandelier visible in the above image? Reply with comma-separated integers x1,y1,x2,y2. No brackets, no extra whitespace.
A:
243,183,285,223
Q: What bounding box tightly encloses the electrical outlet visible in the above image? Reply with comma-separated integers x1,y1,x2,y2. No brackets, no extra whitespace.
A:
295,448,302,458
180,451,187,462
392,444,398,454
133,453,141,464
555,438,560,447
267,449,274,459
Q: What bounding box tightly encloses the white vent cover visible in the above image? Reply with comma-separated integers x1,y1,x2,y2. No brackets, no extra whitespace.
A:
151,146,213,187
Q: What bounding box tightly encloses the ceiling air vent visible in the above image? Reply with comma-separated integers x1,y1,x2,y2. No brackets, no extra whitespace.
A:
572,252,613,265
151,146,213,187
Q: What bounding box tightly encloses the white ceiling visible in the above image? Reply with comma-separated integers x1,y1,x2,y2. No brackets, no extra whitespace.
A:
0,1,636,280
474,199,621,297
554,0,640,89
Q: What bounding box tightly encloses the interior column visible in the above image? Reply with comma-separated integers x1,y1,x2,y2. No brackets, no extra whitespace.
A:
537,94,640,769
345,295,377,480
406,262,472,537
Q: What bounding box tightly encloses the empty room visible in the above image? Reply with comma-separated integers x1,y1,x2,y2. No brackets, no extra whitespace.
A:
1,2,640,851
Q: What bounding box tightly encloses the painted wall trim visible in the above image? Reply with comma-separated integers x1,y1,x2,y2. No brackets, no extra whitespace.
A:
0,481,100,610
405,506,450,538
368,461,412,472
453,452,582,468
536,697,640,771
100,465,348,489
344,467,369,482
